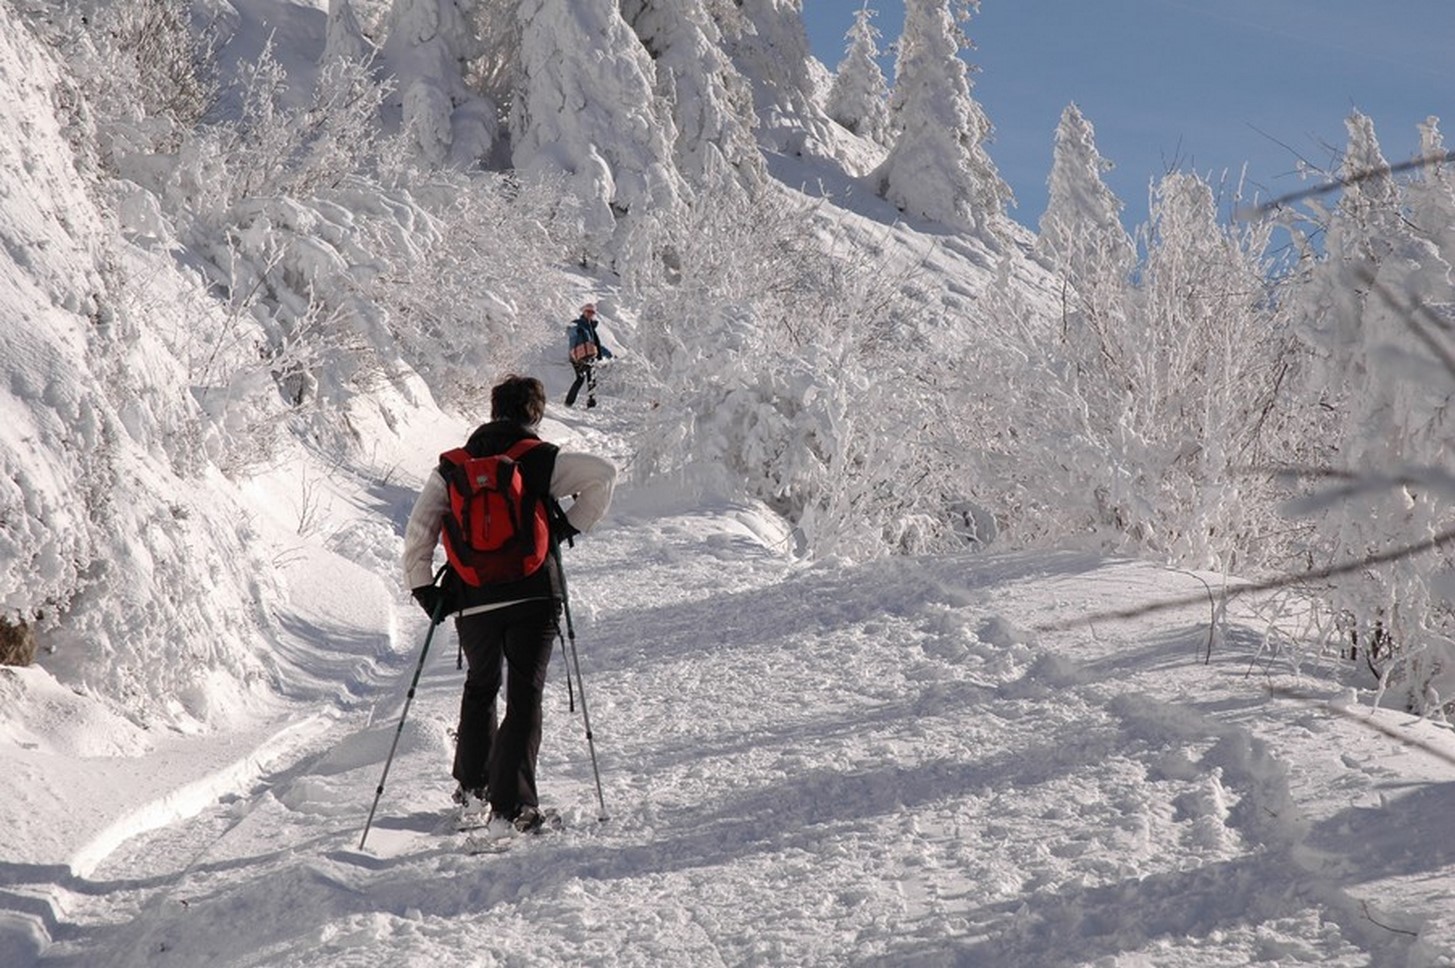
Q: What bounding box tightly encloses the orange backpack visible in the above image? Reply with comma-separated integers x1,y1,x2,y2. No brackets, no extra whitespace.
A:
438,440,550,585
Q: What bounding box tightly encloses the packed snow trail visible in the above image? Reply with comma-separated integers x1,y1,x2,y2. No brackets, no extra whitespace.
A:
10,395,1455,966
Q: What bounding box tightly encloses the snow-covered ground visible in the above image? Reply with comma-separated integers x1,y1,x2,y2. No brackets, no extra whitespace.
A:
4,375,1455,968
4,1,1455,964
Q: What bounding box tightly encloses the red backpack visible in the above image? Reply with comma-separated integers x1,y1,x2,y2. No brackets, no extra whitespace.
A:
438,439,550,586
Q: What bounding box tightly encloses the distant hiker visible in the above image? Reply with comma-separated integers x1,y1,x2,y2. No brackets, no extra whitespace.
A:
565,303,613,408
401,374,616,833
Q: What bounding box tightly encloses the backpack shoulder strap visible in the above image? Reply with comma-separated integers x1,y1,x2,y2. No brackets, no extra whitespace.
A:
504,438,543,461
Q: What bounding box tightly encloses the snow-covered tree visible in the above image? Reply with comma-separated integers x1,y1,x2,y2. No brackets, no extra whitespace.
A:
1406,118,1455,260
969,170,1293,570
1036,103,1133,279
618,0,765,192
718,0,836,154
873,0,1011,236
381,0,496,167
1291,111,1455,712
510,0,685,258
322,0,376,65
825,6,891,146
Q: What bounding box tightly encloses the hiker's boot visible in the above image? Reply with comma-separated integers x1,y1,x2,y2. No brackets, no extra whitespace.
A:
512,805,545,833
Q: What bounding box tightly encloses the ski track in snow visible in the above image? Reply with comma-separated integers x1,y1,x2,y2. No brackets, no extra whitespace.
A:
6,397,1455,967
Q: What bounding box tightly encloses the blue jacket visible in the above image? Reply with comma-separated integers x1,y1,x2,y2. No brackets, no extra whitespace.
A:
569,316,613,361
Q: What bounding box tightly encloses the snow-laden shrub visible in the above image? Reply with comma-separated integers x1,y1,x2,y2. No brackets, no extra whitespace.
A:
364,170,584,410
627,182,956,558
635,324,949,559
1285,112,1455,714
169,44,388,217
29,0,216,178
973,171,1298,571
2,8,274,724
121,40,576,454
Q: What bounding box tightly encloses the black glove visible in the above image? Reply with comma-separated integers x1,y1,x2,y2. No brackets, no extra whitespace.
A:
553,517,581,547
412,585,453,623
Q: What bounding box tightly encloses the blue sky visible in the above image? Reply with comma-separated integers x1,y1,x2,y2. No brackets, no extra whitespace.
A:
801,0,1454,235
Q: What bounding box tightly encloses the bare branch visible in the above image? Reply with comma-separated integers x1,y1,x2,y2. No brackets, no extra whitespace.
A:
1242,152,1453,219
1034,524,1455,632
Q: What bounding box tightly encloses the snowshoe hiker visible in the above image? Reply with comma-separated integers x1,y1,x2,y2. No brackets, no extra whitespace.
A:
564,303,613,408
402,374,616,831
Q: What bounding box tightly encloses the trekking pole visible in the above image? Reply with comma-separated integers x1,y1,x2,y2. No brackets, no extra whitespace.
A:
549,518,608,822
560,589,607,821
559,625,576,712
359,595,446,850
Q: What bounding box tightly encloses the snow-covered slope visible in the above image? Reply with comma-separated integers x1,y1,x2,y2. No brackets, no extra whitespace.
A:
4,385,1454,965
0,4,281,725
4,1,1455,965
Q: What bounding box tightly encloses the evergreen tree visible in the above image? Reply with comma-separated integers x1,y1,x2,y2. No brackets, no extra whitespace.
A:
873,0,1011,235
510,0,685,255
1036,103,1132,279
719,0,835,153
619,0,765,192
826,6,891,146
322,0,375,65
381,0,495,166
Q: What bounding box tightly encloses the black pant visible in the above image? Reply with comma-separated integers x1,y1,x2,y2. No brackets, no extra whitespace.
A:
452,599,560,817
565,362,596,407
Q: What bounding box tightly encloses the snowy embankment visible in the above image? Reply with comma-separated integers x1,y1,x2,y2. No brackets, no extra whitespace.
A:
4,386,1455,967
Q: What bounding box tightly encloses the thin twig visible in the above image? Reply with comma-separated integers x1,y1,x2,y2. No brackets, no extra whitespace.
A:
1034,524,1455,632
1172,568,1219,664
1243,152,1452,218
1360,901,1422,939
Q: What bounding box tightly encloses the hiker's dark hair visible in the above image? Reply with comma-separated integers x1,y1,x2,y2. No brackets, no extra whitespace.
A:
492,374,546,426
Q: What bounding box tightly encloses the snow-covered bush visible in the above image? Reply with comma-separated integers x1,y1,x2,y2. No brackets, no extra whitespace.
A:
1285,112,1455,714
363,170,584,410
170,43,387,215
36,0,216,177
974,170,1298,571
2,8,275,723
626,182,953,558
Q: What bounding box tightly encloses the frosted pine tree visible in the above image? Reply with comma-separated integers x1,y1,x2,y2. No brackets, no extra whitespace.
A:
873,0,1011,235
619,0,765,192
1294,111,1455,712
510,0,684,258
1036,103,1132,279
826,6,891,146
719,0,836,153
322,0,375,65
381,0,495,166
1406,119,1455,261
